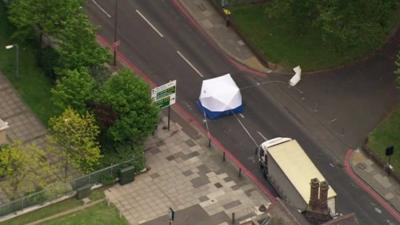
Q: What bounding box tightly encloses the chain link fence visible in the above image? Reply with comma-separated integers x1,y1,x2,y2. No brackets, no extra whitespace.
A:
0,159,135,217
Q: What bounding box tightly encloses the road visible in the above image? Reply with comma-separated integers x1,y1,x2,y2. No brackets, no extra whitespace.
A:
86,0,398,224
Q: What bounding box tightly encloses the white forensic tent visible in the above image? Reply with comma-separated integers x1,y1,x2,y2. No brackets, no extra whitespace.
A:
198,74,243,119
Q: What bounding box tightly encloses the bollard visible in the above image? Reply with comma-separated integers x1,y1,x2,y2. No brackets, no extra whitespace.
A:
238,168,242,177
231,212,235,224
208,138,211,148
222,152,226,162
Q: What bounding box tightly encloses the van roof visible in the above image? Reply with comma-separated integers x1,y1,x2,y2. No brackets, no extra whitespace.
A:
267,139,336,202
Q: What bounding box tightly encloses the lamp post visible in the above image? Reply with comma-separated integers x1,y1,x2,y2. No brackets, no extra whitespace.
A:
5,44,19,78
113,0,119,66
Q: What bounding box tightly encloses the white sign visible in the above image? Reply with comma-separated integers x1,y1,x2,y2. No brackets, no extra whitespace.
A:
289,65,302,87
151,80,176,109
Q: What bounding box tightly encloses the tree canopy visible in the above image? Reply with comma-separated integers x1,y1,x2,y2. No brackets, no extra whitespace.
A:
8,0,109,70
0,142,52,198
49,108,101,178
97,69,159,147
8,0,83,43
51,69,97,114
265,0,399,49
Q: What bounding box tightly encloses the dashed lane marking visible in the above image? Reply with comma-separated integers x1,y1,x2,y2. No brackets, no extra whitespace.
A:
91,0,111,18
176,50,204,77
136,9,164,38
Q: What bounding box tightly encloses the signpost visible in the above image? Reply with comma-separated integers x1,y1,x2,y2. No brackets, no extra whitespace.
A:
385,145,394,175
151,80,177,130
169,207,175,223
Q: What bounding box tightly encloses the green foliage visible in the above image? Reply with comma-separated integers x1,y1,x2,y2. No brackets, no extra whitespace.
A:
8,0,83,43
265,0,399,49
49,108,101,176
97,69,159,146
39,202,128,225
0,142,52,199
56,13,110,70
51,69,97,115
8,0,109,71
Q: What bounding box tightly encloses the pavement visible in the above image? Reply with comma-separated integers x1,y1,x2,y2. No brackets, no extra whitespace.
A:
105,116,272,225
350,149,400,214
174,0,400,219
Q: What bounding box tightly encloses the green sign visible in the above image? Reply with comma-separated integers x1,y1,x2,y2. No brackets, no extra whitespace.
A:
155,86,176,100
154,96,171,109
151,80,176,109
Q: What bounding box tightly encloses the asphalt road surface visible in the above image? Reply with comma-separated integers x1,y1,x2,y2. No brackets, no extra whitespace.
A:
86,1,399,224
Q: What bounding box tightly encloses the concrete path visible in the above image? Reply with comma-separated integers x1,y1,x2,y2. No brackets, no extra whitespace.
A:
105,117,271,225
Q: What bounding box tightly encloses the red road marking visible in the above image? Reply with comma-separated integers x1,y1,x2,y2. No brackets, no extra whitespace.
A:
170,0,268,78
344,149,400,222
96,34,277,203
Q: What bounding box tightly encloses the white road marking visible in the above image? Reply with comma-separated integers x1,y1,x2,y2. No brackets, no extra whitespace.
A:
91,0,111,18
176,51,204,77
136,9,164,38
329,162,335,168
257,131,268,141
234,114,258,148
374,207,382,214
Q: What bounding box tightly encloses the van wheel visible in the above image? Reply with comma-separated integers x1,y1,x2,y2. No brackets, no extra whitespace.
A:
262,167,268,179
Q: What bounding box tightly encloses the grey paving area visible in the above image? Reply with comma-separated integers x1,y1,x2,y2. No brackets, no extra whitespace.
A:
351,149,400,211
142,205,230,225
105,117,270,225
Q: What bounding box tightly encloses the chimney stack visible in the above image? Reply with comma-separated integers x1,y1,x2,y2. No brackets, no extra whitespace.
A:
319,181,330,214
309,178,319,211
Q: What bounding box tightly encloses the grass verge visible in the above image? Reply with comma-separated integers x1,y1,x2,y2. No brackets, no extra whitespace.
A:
40,202,128,225
0,198,82,225
231,3,400,71
368,106,400,172
0,188,108,225
0,2,56,125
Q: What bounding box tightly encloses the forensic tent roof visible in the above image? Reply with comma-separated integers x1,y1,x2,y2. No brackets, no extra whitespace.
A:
267,139,337,202
198,74,243,119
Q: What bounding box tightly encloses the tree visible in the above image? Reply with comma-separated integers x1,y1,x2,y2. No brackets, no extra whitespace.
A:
8,0,109,70
395,51,400,89
49,108,101,179
8,0,83,45
265,0,399,49
56,13,110,70
97,69,159,147
51,69,97,114
0,142,52,198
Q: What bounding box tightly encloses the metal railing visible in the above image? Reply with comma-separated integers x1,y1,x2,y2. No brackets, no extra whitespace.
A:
0,158,135,217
